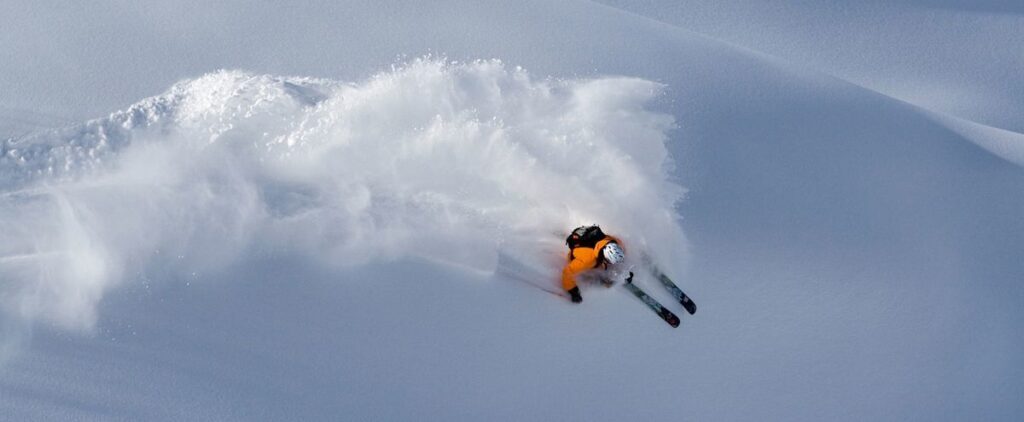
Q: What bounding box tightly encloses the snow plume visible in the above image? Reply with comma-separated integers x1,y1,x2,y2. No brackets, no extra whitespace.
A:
0,58,685,332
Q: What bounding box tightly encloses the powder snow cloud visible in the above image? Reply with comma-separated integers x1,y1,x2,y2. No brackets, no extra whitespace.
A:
0,58,687,331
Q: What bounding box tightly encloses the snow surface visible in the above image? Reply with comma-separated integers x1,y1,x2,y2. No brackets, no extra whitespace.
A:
2,1,1024,420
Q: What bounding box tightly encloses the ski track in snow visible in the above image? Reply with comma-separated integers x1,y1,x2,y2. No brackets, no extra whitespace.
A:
0,58,688,335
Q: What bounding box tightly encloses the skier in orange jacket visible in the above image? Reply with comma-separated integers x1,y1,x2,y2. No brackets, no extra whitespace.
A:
563,225,626,303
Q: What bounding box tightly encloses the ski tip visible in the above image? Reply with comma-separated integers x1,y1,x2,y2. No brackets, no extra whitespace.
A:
681,296,696,315
660,311,680,327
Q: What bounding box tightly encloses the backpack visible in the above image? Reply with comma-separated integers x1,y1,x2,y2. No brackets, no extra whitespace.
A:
566,225,606,250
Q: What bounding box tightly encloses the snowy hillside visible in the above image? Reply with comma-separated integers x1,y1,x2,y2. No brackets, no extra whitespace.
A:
2,1,1023,421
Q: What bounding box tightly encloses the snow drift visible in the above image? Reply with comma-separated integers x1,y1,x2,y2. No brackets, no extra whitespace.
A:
0,58,686,333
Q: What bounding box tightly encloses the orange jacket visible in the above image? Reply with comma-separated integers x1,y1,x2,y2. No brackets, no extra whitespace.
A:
562,236,620,291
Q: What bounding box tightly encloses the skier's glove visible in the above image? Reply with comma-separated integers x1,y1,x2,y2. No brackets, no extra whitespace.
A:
568,287,582,303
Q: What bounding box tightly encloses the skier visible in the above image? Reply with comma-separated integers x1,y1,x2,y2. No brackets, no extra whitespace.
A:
562,225,626,303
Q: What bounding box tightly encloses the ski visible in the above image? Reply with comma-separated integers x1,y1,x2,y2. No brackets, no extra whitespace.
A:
648,265,697,315
623,272,680,328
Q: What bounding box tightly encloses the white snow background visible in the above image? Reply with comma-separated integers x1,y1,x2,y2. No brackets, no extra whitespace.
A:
1,1,1022,420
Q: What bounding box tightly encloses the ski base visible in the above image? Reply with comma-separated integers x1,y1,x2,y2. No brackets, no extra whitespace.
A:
655,273,696,315
645,261,697,315
623,272,680,328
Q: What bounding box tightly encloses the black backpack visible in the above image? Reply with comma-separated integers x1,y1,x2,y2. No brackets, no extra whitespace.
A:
566,225,606,250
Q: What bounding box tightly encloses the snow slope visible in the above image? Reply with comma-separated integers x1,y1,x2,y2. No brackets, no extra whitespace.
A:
596,0,1024,132
2,1,1023,420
